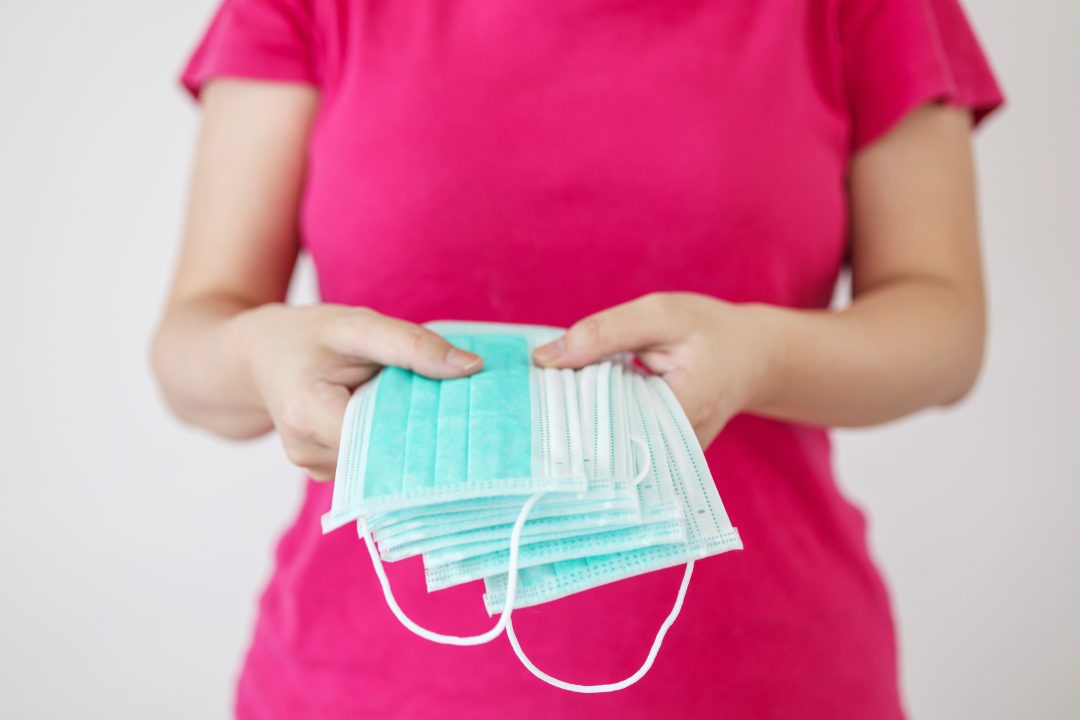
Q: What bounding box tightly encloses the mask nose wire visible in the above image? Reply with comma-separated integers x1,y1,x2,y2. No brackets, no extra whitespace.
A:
505,560,695,693
359,491,545,646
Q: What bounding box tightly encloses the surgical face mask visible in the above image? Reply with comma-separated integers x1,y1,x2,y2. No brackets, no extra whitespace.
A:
353,361,633,537
323,324,587,532
354,360,647,561
322,321,742,694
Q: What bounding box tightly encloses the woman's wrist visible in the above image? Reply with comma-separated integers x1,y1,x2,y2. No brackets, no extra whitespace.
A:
732,283,976,428
733,302,794,419
228,302,287,413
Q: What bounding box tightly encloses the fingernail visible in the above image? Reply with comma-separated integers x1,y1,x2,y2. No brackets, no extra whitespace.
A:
445,347,483,372
533,338,566,365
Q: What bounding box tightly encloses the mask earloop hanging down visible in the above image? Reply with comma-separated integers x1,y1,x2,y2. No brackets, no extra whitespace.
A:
359,491,545,646
503,432,689,693
506,560,694,693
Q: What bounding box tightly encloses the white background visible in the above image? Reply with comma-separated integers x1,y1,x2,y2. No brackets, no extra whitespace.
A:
1,1,1076,717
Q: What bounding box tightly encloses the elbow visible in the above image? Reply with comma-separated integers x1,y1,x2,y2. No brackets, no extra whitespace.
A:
937,318,987,408
149,323,192,424
196,416,274,442
939,363,982,407
149,324,180,415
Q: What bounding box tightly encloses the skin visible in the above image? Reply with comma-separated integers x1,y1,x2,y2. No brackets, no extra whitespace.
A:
152,79,986,477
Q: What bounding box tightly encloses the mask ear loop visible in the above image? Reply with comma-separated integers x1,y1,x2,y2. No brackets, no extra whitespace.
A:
506,561,694,693
359,491,544,646
505,432,688,693
630,435,651,486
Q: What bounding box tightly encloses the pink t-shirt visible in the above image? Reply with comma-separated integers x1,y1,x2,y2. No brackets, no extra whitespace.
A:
181,2,1002,717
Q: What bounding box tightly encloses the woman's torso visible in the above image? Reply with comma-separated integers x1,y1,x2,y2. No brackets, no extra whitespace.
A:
236,2,903,717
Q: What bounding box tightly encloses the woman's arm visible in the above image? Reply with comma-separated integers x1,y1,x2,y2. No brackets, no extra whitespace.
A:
533,104,987,445
757,103,986,425
152,80,483,478
152,81,315,439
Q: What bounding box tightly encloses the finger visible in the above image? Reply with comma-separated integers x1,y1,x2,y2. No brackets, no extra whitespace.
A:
662,372,701,424
307,380,350,449
533,294,685,369
328,310,483,379
280,434,338,479
308,467,336,482
303,452,338,482
665,372,729,450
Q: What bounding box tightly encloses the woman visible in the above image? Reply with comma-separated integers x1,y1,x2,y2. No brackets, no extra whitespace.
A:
152,0,1003,717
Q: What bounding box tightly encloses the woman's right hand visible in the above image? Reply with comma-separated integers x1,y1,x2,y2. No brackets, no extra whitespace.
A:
239,304,483,480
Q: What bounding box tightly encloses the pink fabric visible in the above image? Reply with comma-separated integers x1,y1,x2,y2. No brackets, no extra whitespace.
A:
181,1,1002,717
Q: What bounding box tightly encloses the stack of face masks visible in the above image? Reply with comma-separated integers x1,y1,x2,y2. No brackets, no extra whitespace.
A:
323,321,742,693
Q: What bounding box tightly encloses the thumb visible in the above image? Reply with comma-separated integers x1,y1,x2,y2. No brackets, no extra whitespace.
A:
533,294,681,369
329,310,484,379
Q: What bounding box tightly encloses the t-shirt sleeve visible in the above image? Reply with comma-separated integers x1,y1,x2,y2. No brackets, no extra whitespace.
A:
180,0,319,100
841,0,1004,151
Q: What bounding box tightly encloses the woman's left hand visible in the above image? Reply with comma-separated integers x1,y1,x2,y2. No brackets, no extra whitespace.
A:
532,292,781,449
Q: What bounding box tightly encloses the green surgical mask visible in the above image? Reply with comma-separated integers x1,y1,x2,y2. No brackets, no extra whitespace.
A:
323,325,586,530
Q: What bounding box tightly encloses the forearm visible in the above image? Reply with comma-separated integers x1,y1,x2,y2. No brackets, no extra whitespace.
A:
750,276,985,428
151,296,272,439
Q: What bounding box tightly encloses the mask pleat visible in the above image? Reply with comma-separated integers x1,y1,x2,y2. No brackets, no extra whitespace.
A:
541,368,570,478
593,362,612,482
466,335,532,483
577,365,597,482
434,375,470,489
402,375,440,493
609,365,629,483
531,365,550,480
560,368,586,481
364,367,415,499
